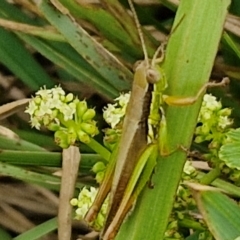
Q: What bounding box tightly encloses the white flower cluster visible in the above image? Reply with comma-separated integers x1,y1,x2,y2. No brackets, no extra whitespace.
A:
70,187,108,230
25,86,76,129
103,93,130,129
195,94,232,144
25,86,98,148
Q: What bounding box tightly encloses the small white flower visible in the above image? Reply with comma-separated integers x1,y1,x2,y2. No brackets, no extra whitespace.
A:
39,101,52,115
30,117,41,130
103,104,117,127
183,160,196,175
52,85,65,96
203,94,221,111
201,109,212,121
103,93,130,129
218,115,232,129
49,95,63,109
36,86,52,100
115,93,130,107
60,105,76,121
25,100,38,115
75,204,89,219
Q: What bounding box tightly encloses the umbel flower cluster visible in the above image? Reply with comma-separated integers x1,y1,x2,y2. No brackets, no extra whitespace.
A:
25,86,98,148
70,187,108,230
194,94,232,150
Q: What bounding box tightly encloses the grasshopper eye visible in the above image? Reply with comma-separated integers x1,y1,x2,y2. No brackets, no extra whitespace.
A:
147,68,161,84
133,60,143,72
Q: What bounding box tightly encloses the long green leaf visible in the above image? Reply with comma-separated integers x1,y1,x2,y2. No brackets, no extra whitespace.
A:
37,0,132,92
58,0,144,61
13,217,57,240
219,128,240,170
117,0,230,239
191,184,240,240
0,28,54,90
0,0,125,98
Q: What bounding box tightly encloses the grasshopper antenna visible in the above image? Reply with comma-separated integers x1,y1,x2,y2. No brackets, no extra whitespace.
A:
151,14,185,66
128,0,149,64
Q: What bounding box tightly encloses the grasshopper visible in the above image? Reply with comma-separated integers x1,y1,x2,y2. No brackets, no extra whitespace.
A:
84,1,229,239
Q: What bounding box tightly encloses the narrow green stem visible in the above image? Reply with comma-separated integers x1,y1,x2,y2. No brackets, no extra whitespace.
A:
86,138,110,161
199,166,221,185
197,171,240,197
178,218,205,231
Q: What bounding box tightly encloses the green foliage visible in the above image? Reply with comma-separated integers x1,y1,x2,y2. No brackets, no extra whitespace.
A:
0,0,240,239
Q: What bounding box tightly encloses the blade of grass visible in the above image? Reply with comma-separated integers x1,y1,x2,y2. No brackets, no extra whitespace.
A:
0,150,101,171
58,0,146,61
13,217,57,240
0,18,65,42
0,162,62,191
116,0,230,239
0,135,47,151
0,28,54,90
190,183,240,240
37,0,132,92
0,0,123,98
18,35,119,98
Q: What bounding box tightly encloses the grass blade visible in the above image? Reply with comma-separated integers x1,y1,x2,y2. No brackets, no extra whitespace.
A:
116,0,230,239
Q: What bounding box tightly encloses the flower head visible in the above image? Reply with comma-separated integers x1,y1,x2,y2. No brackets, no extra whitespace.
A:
70,187,108,230
25,85,98,148
103,93,130,129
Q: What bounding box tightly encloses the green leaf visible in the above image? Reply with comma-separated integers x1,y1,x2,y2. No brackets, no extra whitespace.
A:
0,28,54,90
37,0,132,93
0,0,123,98
0,162,62,191
13,217,57,240
116,0,230,239
0,226,12,240
58,0,148,61
190,183,240,240
219,128,240,170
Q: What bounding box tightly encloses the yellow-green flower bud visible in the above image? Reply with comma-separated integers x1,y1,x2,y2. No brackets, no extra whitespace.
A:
77,129,90,143
54,130,70,149
81,122,98,136
42,115,51,126
70,198,78,206
65,93,74,102
173,232,182,239
103,128,120,144
34,96,41,105
94,212,105,230
47,123,60,131
167,220,178,229
219,108,232,117
96,171,105,184
177,211,184,220
52,109,58,118
92,161,106,173
82,109,96,121
76,101,88,118
195,135,205,143
67,130,77,145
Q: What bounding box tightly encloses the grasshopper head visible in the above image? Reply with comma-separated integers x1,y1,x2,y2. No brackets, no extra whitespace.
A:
133,60,164,85
146,66,162,84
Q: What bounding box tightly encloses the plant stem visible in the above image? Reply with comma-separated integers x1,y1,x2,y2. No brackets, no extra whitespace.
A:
87,138,110,161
